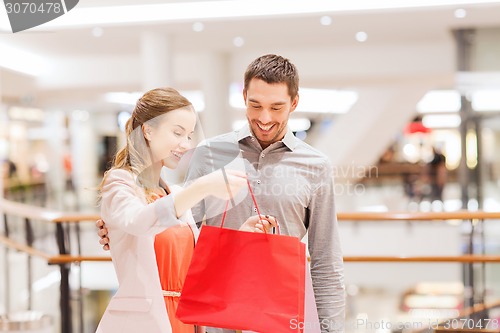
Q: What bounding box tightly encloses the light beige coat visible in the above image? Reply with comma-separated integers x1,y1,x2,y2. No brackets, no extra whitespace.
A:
95,169,198,333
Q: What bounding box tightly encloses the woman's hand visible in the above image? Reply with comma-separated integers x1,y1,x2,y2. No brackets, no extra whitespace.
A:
173,168,247,218
239,214,278,233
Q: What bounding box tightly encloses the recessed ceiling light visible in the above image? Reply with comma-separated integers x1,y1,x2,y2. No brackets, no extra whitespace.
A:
233,36,244,47
355,31,368,42
192,22,204,32
454,8,467,18
92,27,103,37
320,15,332,26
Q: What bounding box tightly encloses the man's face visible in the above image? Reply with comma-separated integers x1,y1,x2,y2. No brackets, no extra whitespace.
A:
243,78,298,149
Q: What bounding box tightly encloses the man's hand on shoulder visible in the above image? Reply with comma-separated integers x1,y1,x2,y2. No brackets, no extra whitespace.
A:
96,219,110,251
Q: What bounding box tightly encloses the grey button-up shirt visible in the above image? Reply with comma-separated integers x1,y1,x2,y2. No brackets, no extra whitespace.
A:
185,125,345,332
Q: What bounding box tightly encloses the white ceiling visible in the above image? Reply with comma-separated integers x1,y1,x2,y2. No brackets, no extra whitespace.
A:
1,1,500,102
1,2,500,58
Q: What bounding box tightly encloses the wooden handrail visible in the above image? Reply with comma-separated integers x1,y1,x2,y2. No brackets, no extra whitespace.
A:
337,210,500,221
5,233,500,265
51,214,101,223
415,301,500,333
3,197,500,224
0,199,66,222
0,235,52,261
48,255,500,264
47,255,112,264
0,198,99,223
343,255,500,263
0,235,111,264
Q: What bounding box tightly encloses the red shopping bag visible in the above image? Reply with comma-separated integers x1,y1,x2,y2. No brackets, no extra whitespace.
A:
176,181,306,332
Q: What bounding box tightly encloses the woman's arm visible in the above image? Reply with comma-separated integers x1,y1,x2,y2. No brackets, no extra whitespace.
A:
101,169,182,236
172,169,247,218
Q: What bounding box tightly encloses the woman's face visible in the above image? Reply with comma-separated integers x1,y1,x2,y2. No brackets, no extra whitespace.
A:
145,107,197,169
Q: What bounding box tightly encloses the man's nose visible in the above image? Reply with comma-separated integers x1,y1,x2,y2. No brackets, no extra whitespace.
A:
258,109,272,124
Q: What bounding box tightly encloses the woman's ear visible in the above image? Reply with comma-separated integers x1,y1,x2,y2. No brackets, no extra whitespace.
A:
142,124,153,141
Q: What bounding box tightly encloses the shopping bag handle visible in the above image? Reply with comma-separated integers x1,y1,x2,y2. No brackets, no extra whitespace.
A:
220,177,280,235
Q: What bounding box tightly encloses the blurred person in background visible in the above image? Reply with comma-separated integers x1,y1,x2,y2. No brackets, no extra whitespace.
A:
427,146,447,202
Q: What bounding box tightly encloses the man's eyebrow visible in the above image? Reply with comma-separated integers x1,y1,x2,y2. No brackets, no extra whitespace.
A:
248,99,287,105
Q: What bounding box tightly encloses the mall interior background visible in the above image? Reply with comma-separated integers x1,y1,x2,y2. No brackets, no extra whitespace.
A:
1,1,500,332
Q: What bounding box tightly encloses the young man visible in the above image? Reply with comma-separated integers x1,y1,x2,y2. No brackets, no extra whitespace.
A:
185,54,345,332
99,54,345,332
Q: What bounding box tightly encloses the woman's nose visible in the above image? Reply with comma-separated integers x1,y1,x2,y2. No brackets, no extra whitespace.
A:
179,137,191,150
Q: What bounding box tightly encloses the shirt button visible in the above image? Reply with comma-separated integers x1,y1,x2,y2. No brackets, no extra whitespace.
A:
253,208,258,212
257,180,261,184
261,153,265,158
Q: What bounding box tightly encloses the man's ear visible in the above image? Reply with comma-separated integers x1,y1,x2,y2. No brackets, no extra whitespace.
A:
290,94,299,113
243,90,248,106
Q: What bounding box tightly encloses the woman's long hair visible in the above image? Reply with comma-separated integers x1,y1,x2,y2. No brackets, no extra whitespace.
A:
98,87,193,203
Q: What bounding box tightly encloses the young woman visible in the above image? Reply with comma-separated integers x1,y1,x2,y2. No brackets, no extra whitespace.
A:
96,88,275,333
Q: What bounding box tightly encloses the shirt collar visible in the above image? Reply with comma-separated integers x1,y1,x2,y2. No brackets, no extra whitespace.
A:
236,124,299,151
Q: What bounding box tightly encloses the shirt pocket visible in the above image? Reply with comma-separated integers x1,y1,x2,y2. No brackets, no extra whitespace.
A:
107,297,152,313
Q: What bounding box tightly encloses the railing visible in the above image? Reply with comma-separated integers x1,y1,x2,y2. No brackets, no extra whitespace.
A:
0,198,101,333
1,199,500,333
338,211,500,264
337,211,500,333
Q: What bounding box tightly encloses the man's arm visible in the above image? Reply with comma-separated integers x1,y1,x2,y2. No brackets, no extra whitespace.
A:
307,161,345,333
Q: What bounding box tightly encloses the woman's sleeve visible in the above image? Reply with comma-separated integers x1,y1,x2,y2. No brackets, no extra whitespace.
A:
100,169,182,236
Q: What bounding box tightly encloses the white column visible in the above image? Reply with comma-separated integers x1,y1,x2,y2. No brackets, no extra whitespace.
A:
70,109,98,210
44,110,66,208
200,52,232,138
140,31,172,91
140,31,185,185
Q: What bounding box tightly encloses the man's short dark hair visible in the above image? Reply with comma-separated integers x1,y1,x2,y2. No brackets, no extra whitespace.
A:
244,54,299,99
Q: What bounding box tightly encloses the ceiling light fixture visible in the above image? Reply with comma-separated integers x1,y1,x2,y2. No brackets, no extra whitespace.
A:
233,36,245,47
320,15,332,25
192,22,205,32
355,31,368,42
0,43,48,76
92,27,104,37
454,8,467,18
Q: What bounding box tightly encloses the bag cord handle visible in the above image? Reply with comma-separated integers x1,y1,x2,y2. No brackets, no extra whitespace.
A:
220,177,279,234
